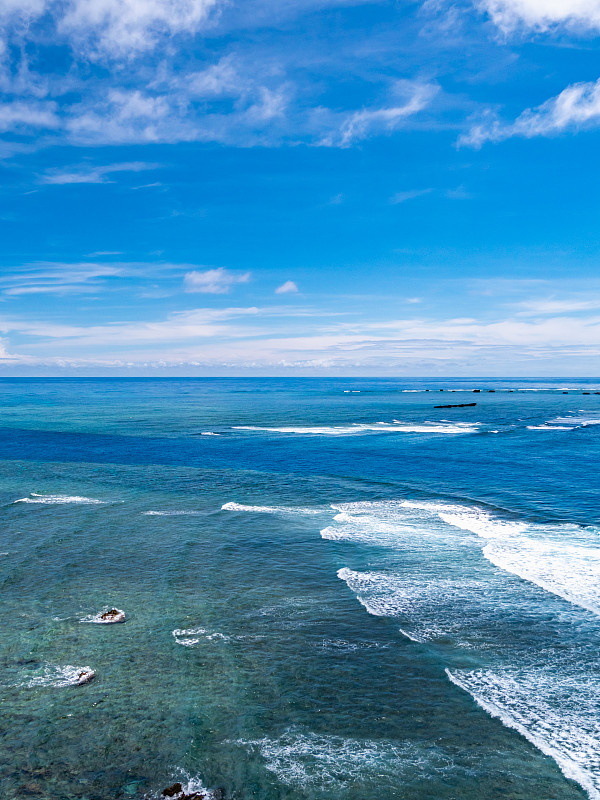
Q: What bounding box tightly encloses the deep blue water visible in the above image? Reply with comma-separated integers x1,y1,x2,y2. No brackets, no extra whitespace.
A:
0,377,599,800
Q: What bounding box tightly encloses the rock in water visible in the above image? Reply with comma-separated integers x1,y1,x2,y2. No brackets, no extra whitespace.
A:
75,670,95,686
161,784,207,800
162,785,183,798
99,608,125,623
434,403,477,409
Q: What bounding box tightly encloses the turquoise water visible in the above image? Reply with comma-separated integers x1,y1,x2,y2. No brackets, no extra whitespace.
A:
0,377,599,800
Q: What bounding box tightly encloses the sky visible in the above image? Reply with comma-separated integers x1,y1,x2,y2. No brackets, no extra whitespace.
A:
0,0,599,376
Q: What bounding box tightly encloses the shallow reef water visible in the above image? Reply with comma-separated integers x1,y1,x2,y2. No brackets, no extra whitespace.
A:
0,377,598,799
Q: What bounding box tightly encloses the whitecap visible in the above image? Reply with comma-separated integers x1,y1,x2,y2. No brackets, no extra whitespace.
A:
233,422,479,436
142,510,203,516
551,416,600,426
318,638,387,652
221,501,321,515
14,494,103,505
527,425,576,431
200,431,220,436
172,627,230,645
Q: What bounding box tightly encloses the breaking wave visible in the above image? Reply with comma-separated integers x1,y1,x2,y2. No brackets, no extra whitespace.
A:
222,502,321,515
14,494,104,504
447,668,600,800
232,421,479,436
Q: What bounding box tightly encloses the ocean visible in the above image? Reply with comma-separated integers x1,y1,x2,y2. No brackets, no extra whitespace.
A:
0,376,598,800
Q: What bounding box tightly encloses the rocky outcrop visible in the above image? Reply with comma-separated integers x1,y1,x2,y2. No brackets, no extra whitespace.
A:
75,670,95,685
434,403,477,409
99,609,125,623
161,784,210,800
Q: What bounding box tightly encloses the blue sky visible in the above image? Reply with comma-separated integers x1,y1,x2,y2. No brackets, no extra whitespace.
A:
0,0,599,375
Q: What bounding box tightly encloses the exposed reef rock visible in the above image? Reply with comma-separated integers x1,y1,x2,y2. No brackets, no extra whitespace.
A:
434,403,477,409
75,669,95,685
99,609,125,623
161,783,213,800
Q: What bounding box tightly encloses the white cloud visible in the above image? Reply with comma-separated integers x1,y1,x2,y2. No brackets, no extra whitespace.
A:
478,0,600,33
66,89,183,144
0,307,259,347
515,298,600,315
1,301,600,373
41,161,161,184
0,2,442,150
0,100,59,132
184,267,251,294
275,280,299,294
175,56,241,98
335,83,438,146
58,0,219,58
390,188,432,204
460,78,600,147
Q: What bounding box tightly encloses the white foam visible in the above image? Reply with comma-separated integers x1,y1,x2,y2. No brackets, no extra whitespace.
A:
80,608,125,624
325,498,600,800
527,425,576,431
233,728,451,789
142,510,202,516
336,566,482,645
318,638,387,652
172,627,230,645
446,668,600,800
200,431,220,435
483,538,600,616
14,494,103,504
553,416,600,426
155,772,218,799
337,567,414,618
398,628,423,643
328,500,600,616
21,664,95,688
404,501,600,615
233,421,479,435
221,501,321,515
399,500,527,539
